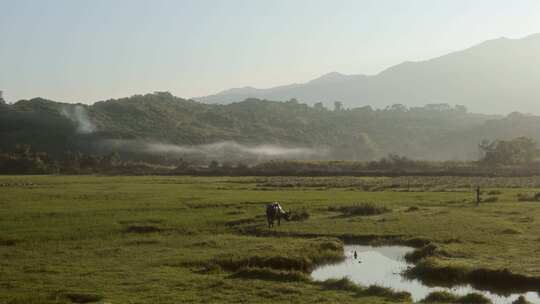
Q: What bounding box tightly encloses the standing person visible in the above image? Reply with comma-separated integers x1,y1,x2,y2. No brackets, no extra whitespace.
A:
476,186,481,206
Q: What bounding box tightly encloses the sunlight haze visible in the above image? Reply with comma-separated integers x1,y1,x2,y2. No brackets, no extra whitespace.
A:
2,0,540,105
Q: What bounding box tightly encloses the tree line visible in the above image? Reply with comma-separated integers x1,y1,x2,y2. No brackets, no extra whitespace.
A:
2,137,540,176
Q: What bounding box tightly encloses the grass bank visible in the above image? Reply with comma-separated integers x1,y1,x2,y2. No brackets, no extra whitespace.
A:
2,175,540,303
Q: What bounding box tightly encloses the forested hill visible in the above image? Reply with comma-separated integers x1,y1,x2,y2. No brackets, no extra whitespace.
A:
1,92,540,161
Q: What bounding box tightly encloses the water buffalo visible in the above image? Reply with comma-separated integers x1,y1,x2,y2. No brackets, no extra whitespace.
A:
266,202,289,228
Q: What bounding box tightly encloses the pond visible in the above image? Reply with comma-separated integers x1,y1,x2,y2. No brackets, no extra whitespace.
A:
311,245,540,304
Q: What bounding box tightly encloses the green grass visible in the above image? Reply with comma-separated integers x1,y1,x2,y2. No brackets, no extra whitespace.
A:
2,175,540,303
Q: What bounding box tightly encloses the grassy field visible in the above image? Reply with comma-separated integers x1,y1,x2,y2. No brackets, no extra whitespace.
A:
2,175,540,303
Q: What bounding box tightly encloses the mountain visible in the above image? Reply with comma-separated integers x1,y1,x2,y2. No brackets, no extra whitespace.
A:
197,34,540,115
4,92,540,162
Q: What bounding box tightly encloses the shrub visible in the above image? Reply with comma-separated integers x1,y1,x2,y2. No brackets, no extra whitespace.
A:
487,190,502,195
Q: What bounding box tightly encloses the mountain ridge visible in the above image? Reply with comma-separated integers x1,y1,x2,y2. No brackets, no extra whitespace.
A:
196,34,540,114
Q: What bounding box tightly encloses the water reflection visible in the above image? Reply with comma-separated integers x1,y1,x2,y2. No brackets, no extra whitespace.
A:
311,245,540,304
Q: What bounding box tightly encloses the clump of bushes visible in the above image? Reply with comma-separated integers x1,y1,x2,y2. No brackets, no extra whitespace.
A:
328,203,391,216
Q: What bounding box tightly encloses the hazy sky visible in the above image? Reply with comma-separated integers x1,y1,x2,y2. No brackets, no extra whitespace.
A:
2,0,540,103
